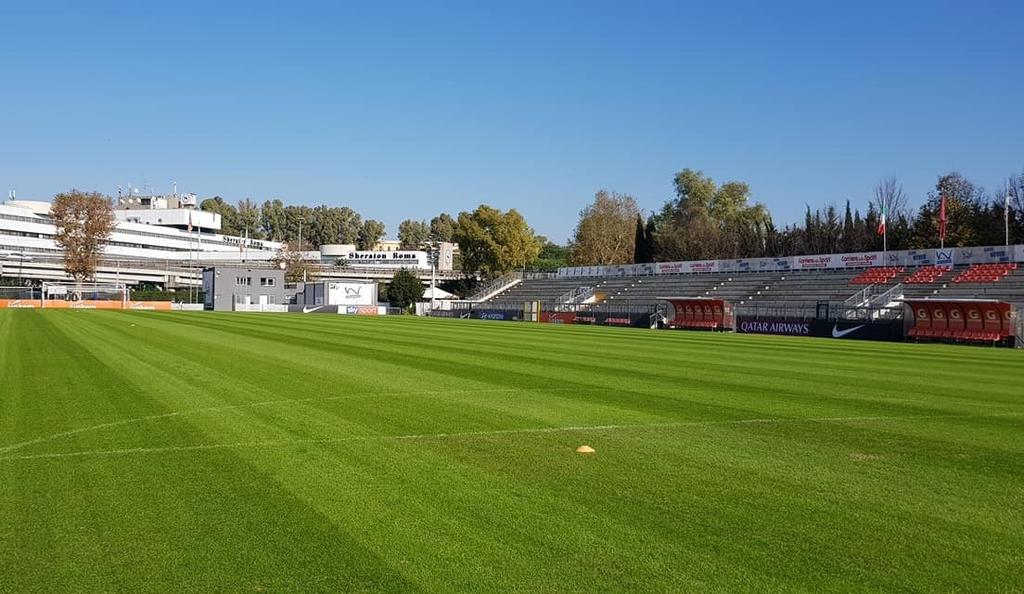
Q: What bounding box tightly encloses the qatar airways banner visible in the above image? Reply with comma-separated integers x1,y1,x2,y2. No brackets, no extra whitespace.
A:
736,318,811,336
556,244,1024,278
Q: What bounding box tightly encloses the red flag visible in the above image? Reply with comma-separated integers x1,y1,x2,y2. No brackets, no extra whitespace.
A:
938,194,948,242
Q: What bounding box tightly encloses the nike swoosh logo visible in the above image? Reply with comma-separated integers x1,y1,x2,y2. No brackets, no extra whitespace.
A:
302,306,323,314
832,324,865,338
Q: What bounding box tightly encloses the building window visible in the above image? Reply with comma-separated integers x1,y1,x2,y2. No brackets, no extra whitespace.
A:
235,276,251,286
260,277,275,287
266,295,275,304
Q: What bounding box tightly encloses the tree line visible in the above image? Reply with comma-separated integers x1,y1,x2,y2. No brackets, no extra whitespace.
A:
199,196,545,279
199,198,388,250
36,166,1021,286
567,168,1024,266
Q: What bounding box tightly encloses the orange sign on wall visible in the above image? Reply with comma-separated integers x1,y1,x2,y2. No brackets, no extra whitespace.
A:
0,299,40,309
126,301,173,311
0,299,174,311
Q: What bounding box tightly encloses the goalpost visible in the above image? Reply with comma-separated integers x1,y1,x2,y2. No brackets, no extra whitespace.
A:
0,285,43,308
40,282,129,308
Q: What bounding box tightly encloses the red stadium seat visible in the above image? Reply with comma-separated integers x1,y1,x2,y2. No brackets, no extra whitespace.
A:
849,267,903,285
953,264,1013,283
964,305,984,342
910,305,931,340
946,305,965,340
905,266,951,284
929,305,948,339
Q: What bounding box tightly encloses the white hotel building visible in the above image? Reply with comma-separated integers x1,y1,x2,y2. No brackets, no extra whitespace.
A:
0,194,284,287
0,194,457,287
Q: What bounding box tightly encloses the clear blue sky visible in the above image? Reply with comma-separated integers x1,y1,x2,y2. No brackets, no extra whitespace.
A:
2,0,1021,242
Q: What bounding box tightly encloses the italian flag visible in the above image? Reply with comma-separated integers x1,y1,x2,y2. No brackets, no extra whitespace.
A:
877,203,886,236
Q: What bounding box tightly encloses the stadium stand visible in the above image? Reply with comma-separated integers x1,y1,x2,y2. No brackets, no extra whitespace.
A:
455,245,1024,346
482,269,863,311
904,265,950,284
902,265,1024,303
952,263,1017,283
489,277,589,304
850,267,903,285
476,265,1024,316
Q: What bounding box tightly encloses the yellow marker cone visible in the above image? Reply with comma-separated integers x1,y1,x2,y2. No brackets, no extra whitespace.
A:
575,445,595,454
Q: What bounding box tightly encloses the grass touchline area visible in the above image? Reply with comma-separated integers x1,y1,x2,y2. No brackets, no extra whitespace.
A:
1,309,1022,593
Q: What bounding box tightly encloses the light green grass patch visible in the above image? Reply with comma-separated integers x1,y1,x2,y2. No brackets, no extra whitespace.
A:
1,310,1022,592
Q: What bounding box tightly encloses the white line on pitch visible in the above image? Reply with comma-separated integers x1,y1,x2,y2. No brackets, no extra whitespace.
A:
2,385,1017,456
1,411,1020,462
0,386,565,454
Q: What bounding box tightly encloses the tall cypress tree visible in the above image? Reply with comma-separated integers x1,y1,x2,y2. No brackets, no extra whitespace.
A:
633,214,647,263
644,217,658,262
842,200,855,252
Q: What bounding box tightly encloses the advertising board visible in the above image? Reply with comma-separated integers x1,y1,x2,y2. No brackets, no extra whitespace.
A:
736,318,811,336
345,251,430,269
0,299,172,310
809,319,904,341
327,282,376,306
557,244,1023,278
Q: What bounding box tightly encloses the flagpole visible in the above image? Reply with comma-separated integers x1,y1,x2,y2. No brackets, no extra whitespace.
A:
878,198,887,263
1006,179,1011,248
939,194,947,250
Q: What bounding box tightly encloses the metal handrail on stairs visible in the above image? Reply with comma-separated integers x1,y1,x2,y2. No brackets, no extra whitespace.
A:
465,272,522,302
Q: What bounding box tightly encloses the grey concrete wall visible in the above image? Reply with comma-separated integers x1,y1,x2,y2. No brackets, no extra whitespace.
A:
203,267,287,311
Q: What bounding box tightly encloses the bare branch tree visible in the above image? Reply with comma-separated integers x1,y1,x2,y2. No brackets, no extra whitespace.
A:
50,190,116,284
272,240,318,283
873,177,907,218
1007,171,1023,214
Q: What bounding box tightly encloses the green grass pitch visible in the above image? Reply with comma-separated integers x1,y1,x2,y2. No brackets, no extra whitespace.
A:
1,310,1022,592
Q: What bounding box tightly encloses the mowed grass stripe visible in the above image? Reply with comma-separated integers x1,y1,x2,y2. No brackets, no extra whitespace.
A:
1,309,1022,592
155,313,1024,425
10,311,989,455
121,311,1024,421
159,312,1024,408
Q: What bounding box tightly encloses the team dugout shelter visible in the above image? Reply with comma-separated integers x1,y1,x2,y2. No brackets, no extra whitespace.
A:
658,297,735,331
904,299,1017,345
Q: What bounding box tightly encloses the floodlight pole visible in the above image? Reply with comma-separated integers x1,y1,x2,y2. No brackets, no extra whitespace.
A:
297,218,306,283
430,240,437,312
